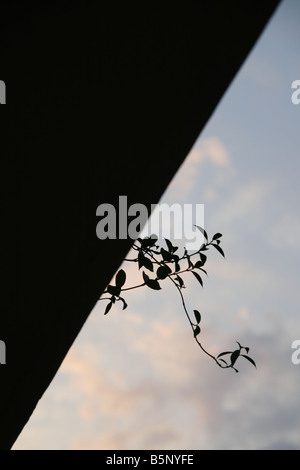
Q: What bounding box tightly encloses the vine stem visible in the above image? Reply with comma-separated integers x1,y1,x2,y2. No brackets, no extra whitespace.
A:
124,242,206,264
101,282,146,296
167,275,228,369
143,241,230,370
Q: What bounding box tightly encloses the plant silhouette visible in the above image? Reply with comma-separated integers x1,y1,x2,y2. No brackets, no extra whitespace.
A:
100,226,256,372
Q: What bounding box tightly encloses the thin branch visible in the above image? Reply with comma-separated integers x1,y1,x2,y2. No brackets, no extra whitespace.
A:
101,282,146,297
167,275,230,369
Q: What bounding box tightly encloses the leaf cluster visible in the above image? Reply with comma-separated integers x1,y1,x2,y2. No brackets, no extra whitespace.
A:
100,227,256,373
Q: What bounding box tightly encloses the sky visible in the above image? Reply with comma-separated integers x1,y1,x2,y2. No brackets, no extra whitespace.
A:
13,0,300,450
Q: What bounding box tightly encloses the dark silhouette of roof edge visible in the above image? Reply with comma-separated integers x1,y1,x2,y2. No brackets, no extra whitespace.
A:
0,1,280,449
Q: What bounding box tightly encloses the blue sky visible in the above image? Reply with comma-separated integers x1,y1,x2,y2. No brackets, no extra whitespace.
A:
13,0,300,450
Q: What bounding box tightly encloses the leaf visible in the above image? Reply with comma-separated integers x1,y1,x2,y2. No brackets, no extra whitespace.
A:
199,267,208,276
107,285,121,297
186,254,193,269
146,279,162,290
161,248,172,262
143,271,161,290
175,275,184,288
115,269,126,288
138,252,145,269
211,243,225,258
104,301,112,315
138,251,153,271
175,261,180,272
212,233,223,240
241,355,256,368
244,347,250,354
194,325,201,337
218,358,228,365
193,309,201,324
141,235,158,248
165,238,173,253
192,271,203,287
143,256,154,272
199,244,208,251
230,349,240,367
157,265,172,280
172,254,179,263
200,253,207,265
194,260,204,269
217,351,232,359
119,297,128,310
195,225,208,241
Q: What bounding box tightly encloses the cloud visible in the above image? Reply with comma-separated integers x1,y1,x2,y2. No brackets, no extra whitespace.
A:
167,137,229,198
211,179,274,228
190,137,229,166
204,187,217,201
60,347,159,419
243,57,279,88
270,212,300,254
72,425,180,451
52,307,215,450
63,301,298,450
